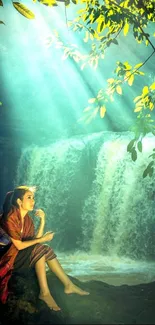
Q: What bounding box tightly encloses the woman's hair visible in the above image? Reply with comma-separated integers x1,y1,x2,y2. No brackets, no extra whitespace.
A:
1,186,36,222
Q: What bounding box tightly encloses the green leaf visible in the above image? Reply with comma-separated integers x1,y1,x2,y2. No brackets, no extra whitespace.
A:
147,161,154,168
112,39,118,45
131,148,137,161
13,2,35,19
149,167,154,177
143,167,149,178
149,153,155,159
0,0,3,6
106,40,112,47
100,21,104,33
137,141,142,152
0,21,5,24
127,139,135,152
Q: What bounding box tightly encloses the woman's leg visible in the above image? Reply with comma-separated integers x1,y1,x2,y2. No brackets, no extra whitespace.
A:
35,255,61,311
47,258,89,295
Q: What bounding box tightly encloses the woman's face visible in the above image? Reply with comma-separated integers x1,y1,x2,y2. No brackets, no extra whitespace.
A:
19,190,35,212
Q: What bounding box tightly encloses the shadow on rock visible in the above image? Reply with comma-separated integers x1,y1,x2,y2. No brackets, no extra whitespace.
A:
0,269,155,324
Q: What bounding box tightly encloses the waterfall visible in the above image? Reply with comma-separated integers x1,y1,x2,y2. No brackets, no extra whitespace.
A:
15,131,155,260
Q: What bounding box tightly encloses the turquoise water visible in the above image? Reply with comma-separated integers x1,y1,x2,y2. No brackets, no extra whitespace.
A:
57,252,155,286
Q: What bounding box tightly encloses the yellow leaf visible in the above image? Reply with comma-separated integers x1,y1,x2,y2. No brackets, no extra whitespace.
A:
123,0,129,8
77,8,85,14
88,98,96,103
150,82,155,90
149,102,154,110
134,95,142,103
124,22,129,36
85,107,99,124
41,0,58,6
92,57,98,69
116,85,122,95
124,61,132,70
145,39,149,46
81,62,87,70
97,17,104,34
108,9,113,16
134,106,142,112
128,74,134,86
83,106,93,112
83,31,89,42
62,52,69,60
13,2,35,18
93,30,100,40
142,86,149,96
138,71,145,76
125,71,131,80
134,62,142,69
100,106,106,118
107,78,114,84
154,32,155,37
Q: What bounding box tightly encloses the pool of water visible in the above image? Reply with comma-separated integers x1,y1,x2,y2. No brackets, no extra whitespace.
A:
55,252,155,286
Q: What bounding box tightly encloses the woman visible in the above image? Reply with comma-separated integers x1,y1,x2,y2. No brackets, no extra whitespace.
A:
0,186,89,311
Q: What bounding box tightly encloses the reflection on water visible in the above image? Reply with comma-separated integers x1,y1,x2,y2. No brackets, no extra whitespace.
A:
54,252,155,286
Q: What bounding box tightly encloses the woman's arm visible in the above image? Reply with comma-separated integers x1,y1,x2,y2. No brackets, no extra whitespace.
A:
35,209,45,238
10,232,54,250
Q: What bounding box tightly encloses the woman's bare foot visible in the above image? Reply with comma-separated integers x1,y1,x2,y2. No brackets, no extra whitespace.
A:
39,292,61,311
64,283,90,296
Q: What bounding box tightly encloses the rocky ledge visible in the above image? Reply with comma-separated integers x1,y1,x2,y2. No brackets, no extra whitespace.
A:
0,269,154,324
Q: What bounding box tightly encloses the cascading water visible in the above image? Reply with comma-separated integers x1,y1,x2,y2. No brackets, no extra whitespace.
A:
15,131,155,285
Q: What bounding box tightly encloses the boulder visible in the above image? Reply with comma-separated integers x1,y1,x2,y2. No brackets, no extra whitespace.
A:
0,269,154,324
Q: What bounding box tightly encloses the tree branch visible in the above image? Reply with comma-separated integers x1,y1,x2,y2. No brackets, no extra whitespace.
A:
108,0,155,49
124,49,155,83
139,26,155,51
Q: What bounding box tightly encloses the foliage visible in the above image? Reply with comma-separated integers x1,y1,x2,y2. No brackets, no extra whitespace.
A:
1,0,155,177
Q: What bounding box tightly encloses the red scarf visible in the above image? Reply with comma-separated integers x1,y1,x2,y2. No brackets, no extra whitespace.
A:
0,208,35,303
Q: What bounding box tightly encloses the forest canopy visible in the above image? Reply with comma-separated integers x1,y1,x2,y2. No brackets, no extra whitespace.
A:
1,0,155,177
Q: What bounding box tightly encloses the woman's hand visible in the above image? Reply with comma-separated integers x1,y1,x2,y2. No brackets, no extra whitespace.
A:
41,231,55,242
35,209,45,221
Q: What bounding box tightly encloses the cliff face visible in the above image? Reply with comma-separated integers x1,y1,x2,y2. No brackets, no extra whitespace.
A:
0,269,154,324
0,133,155,324
0,136,23,207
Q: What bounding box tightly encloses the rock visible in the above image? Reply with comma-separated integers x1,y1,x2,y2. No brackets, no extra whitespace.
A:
0,269,155,324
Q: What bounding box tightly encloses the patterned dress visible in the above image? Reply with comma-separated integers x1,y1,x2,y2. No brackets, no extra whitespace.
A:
0,207,56,303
